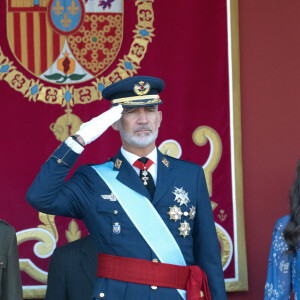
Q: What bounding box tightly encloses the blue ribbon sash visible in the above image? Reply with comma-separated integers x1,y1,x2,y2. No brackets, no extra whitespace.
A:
92,162,186,299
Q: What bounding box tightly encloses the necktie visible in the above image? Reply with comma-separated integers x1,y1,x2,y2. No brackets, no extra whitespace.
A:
133,157,155,198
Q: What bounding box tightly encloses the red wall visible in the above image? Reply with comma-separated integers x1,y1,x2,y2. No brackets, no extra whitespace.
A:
228,1,300,299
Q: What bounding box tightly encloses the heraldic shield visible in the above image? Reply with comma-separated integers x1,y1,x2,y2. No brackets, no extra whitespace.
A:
6,0,123,82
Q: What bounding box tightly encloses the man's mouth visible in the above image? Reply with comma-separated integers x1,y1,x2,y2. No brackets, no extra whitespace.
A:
134,127,152,135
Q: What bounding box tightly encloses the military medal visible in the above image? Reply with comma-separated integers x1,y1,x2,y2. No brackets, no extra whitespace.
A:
141,168,149,185
168,205,183,222
173,187,190,206
189,206,196,220
178,221,191,238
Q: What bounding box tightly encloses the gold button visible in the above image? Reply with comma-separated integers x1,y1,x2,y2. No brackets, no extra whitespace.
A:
151,285,158,290
183,212,189,216
113,210,118,215
99,292,105,298
152,258,158,263
57,159,62,164
200,291,204,297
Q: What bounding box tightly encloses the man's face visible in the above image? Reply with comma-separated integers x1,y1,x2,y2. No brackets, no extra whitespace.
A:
113,106,162,149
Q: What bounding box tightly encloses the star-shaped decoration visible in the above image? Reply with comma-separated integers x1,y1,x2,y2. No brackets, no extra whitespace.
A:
178,221,191,238
173,187,190,206
189,206,196,220
168,205,183,222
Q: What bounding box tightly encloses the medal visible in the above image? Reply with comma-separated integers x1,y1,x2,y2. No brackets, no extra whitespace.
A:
141,168,149,185
189,206,196,220
178,221,191,238
173,187,190,206
168,205,183,222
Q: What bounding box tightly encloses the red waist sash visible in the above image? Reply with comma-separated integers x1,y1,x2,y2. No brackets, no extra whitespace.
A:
97,253,211,300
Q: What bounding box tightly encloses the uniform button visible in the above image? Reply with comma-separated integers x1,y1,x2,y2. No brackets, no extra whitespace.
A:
113,210,118,214
151,258,158,289
99,292,105,298
57,159,62,164
183,212,189,216
0,262,3,266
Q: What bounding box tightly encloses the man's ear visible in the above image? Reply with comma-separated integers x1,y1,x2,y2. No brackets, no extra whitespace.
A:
111,121,119,131
158,110,162,128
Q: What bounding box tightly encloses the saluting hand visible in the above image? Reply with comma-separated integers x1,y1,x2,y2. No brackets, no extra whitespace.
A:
75,105,123,146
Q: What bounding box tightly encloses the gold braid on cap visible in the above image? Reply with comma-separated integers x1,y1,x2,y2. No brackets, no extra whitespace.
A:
111,94,161,105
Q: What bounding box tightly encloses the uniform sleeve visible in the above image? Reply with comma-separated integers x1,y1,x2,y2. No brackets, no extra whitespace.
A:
46,248,67,300
6,227,23,300
193,166,227,300
26,142,94,219
264,218,292,299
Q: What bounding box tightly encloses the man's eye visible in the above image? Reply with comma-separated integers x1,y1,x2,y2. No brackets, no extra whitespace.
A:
146,108,155,112
125,109,136,113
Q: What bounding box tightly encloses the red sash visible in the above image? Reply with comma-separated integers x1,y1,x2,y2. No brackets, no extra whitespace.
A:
97,253,212,300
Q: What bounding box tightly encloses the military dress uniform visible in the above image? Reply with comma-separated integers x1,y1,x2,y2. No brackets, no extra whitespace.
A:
26,76,226,300
0,220,23,300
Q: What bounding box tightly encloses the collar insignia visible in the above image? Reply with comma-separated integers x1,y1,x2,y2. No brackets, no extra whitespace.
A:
114,159,122,169
133,81,150,96
162,157,169,167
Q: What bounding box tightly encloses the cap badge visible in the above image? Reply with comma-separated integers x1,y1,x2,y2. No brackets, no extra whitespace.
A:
133,81,150,96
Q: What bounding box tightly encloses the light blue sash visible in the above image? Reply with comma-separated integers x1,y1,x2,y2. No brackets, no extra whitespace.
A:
92,162,186,299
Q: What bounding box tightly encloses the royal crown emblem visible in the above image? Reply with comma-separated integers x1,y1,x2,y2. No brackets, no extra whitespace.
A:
133,81,150,96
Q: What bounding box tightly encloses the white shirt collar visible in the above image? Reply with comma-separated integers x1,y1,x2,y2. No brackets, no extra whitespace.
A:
120,147,157,166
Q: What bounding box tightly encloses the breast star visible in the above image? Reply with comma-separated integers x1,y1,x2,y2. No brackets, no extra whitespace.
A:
178,221,191,238
189,206,196,219
168,205,183,222
173,187,190,206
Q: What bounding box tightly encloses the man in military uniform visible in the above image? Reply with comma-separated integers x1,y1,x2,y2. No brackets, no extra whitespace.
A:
0,220,23,300
26,76,226,299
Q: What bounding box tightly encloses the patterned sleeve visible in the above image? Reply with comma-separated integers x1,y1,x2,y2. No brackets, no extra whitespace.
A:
264,216,292,299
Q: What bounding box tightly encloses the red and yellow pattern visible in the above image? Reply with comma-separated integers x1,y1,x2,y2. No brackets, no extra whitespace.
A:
68,13,122,76
7,0,65,76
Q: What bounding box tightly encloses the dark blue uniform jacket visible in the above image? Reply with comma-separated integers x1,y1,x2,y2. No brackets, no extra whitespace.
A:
26,143,226,300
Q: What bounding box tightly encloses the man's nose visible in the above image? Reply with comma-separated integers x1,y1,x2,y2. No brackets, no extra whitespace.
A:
137,109,148,124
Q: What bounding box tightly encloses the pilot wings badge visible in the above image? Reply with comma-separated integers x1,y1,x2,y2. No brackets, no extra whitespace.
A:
101,193,117,201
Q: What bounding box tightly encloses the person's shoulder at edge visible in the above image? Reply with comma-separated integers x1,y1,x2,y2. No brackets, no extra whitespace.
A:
272,215,290,237
54,235,94,253
0,219,16,233
161,153,204,170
